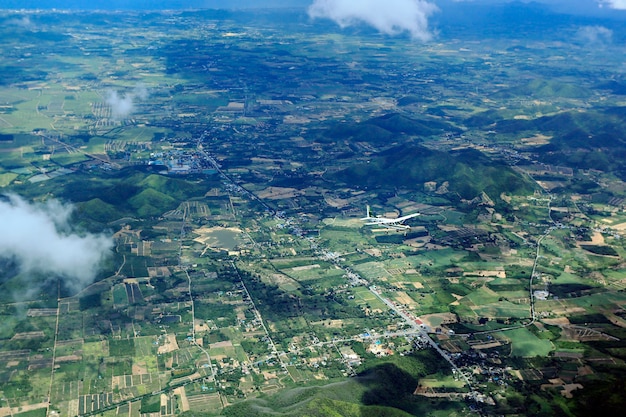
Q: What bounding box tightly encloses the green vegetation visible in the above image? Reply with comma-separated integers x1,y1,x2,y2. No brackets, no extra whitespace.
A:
322,113,459,145
140,394,162,414
504,328,554,357
109,339,136,357
1,5,626,417
334,144,535,200
13,409,47,417
580,245,619,257
494,78,592,99
224,351,455,417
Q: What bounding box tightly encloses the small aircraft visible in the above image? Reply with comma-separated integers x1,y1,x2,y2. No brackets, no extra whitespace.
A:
360,205,420,230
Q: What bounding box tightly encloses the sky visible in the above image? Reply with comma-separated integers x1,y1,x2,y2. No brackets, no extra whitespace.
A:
1,1,624,38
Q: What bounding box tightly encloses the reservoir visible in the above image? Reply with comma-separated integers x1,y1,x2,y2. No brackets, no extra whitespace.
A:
194,226,244,251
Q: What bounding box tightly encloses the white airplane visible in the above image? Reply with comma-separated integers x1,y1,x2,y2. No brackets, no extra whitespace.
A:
360,205,420,229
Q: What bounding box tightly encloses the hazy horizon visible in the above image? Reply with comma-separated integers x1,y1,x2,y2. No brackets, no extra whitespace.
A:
1,0,624,24
0,0,624,12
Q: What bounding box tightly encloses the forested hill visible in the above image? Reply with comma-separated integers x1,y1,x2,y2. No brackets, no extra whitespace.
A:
332,144,535,200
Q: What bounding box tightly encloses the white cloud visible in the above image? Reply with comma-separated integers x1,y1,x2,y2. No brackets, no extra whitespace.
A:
105,83,149,120
308,0,438,41
0,194,113,294
599,0,626,9
576,25,613,45
133,83,149,101
7,16,34,29
105,90,134,119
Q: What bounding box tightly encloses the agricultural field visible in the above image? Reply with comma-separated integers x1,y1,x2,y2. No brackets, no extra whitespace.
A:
2,4,626,417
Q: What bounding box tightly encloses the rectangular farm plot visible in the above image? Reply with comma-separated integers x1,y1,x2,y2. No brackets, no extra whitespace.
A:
134,336,158,357
286,365,308,382
353,261,391,281
402,249,468,269
406,292,451,315
463,286,502,306
112,372,160,392
186,392,223,413
284,264,345,282
472,300,531,321
82,341,108,358
51,380,81,404
233,344,249,363
78,393,114,415
391,291,418,307
318,228,366,252
112,284,128,306
105,357,133,377
208,341,238,361
0,172,18,186
499,328,554,357
109,339,136,357
351,287,387,310
50,152,88,166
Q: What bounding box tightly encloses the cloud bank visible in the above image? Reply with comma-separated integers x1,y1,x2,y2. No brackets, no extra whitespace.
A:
308,0,438,41
105,84,149,119
599,0,626,9
0,194,113,293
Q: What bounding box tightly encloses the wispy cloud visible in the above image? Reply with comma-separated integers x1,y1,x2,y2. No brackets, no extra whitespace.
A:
576,25,613,45
308,0,438,41
6,15,35,30
0,194,113,295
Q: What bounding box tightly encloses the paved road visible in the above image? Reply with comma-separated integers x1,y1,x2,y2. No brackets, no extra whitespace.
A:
368,286,474,389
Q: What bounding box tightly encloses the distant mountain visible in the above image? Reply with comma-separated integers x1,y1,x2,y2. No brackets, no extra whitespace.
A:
0,0,310,10
597,80,626,95
434,0,626,41
323,113,460,145
332,144,534,200
493,79,592,100
466,108,626,179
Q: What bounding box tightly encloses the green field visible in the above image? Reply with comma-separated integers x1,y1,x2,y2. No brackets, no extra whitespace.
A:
464,286,501,306
14,409,47,417
2,6,626,417
472,302,531,320
502,328,554,357
351,287,387,310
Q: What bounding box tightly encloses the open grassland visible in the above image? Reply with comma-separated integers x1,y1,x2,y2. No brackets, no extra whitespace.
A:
14,408,47,417
319,228,372,253
351,287,387,310
404,249,468,269
0,172,18,186
51,152,88,166
80,136,108,154
352,261,390,281
419,374,467,389
463,286,501,305
472,302,530,320
285,265,345,283
501,328,554,357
